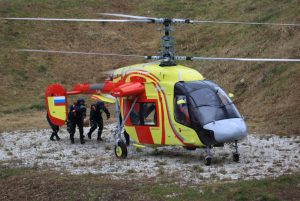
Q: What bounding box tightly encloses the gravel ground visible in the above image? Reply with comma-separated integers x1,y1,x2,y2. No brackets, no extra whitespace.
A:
0,124,299,184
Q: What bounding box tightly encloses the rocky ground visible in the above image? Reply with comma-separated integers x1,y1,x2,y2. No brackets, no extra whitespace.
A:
0,124,299,184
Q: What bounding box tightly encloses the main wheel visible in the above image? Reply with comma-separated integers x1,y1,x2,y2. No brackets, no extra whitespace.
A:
205,156,212,166
114,140,128,159
233,153,240,162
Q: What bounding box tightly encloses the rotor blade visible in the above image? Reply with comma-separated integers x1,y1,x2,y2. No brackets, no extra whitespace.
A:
16,49,146,58
98,13,158,20
96,13,300,26
175,56,300,62
190,19,300,26
5,17,152,23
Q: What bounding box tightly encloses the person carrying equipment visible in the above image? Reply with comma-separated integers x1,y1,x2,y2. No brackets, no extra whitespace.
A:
87,101,110,141
46,113,60,141
69,98,86,144
67,101,76,134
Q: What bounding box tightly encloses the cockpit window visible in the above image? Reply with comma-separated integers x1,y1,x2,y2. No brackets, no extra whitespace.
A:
217,88,232,106
190,88,220,107
174,80,241,126
174,95,191,126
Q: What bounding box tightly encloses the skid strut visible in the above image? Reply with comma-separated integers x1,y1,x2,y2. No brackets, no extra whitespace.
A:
114,97,138,159
114,97,138,144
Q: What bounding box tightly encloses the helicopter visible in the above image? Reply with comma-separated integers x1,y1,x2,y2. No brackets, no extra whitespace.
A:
5,13,300,165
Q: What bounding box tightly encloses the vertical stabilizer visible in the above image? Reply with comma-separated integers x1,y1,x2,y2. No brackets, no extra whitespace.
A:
45,84,68,126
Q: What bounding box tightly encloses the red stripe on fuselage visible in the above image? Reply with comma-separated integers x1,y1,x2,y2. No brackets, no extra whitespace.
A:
158,91,165,145
120,70,186,145
135,126,154,144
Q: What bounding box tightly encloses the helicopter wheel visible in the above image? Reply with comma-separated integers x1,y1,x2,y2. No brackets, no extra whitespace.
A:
205,156,212,166
204,146,212,166
114,140,127,159
232,140,240,162
233,153,240,162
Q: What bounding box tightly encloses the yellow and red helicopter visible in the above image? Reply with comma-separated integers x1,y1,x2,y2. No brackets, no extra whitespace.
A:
6,13,300,165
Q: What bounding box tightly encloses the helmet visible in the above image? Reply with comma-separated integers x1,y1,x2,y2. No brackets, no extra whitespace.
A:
77,98,85,105
96,101,104,108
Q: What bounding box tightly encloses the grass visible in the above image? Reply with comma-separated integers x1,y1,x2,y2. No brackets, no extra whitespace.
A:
1,167,298,201
126,169,136,174
192,165,204,173
143,174,300,201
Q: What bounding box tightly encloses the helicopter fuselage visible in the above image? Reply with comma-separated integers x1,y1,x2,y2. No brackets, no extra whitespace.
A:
113,63,248,147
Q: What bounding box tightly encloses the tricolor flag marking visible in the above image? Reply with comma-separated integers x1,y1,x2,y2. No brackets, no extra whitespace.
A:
54,96,66,106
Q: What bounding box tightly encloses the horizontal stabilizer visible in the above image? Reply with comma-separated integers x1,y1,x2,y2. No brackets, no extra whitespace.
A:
91,94,116,104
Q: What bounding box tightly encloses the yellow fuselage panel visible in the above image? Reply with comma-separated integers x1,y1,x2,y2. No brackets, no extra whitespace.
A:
116,63,205,147
47,97,67,121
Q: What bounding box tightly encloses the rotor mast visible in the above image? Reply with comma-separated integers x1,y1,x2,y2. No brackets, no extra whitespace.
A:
160,19,176,66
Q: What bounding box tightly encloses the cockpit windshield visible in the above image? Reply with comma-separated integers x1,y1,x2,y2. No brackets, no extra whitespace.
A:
174,80,241,126
190,88,220,107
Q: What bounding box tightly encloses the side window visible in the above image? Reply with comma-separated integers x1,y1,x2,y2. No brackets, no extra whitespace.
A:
174,95,191,126
130,103,141,125
143,103,157,126
130,102,157,126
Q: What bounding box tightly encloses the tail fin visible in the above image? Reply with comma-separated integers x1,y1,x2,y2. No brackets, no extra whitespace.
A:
45,84,68,126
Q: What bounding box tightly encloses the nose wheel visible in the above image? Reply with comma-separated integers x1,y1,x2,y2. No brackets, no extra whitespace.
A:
115,140,128,159
232,140,240,162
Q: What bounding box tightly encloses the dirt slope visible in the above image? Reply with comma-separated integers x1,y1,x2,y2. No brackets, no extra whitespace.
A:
0,0,299,134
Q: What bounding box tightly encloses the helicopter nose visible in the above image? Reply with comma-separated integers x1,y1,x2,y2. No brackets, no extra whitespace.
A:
203,118,247,143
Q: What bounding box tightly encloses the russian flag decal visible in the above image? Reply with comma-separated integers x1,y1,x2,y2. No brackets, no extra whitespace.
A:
54,96,66,106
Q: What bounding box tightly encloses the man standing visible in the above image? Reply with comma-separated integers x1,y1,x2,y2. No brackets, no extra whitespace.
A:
69,98,86,144
87,101,110,141
46,113,60,141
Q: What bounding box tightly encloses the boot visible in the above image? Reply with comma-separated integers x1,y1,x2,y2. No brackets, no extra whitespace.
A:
70,138,75,144
87,132,92,139
50,133,55,141
80,138,85,144
55,133,60,141
97,132,103,141
97,136,103,141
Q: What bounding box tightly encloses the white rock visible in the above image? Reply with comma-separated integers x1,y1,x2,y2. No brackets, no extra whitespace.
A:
0,124,299,184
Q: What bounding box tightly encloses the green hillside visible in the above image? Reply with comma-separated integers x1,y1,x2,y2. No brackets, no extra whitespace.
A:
0,0,299,134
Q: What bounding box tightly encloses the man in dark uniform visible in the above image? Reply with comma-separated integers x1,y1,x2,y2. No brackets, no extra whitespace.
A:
69,98,86,144
87,101,110,141
67,101,76,134
46,113,60,141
